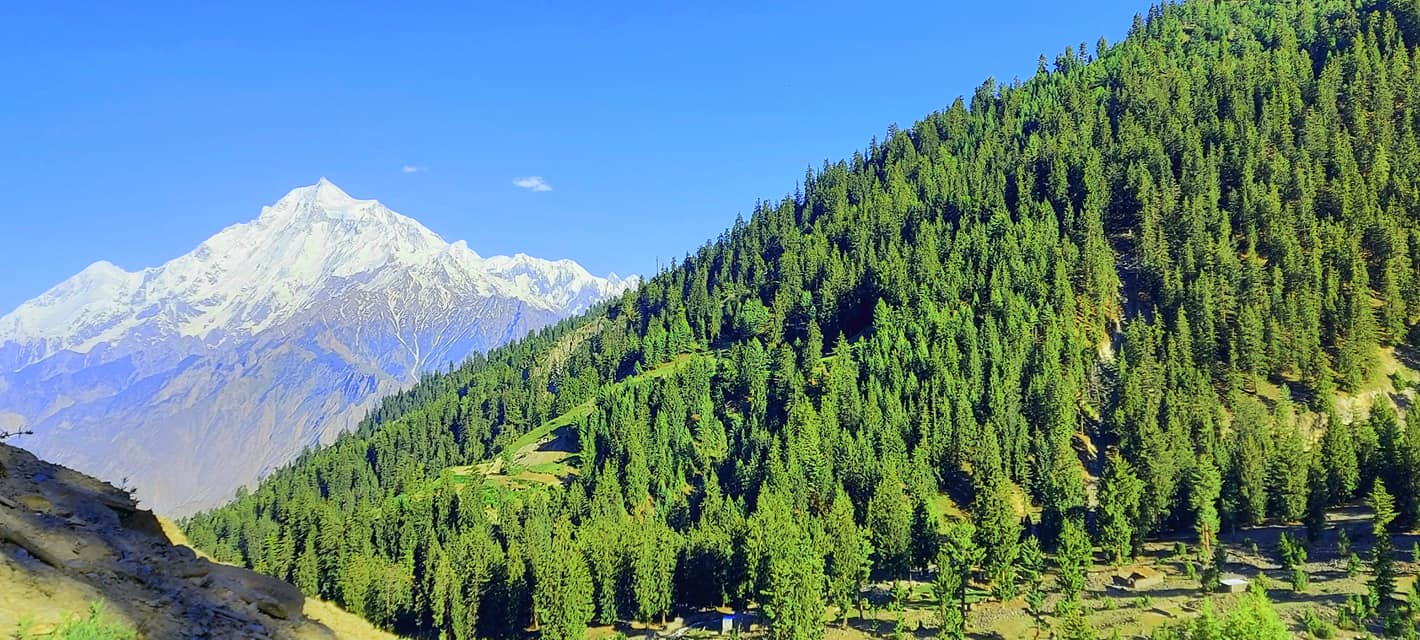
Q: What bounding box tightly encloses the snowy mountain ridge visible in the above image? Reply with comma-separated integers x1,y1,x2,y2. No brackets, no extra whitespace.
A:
0,178,630,365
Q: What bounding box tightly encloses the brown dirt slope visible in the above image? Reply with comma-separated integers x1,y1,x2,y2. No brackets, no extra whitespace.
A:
0,441,365,639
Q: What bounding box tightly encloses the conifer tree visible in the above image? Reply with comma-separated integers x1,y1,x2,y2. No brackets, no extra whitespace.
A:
933,521,981,640
1055,518,1091,603
931,544,965,640
1374,402,1420,528
973,471,1021,590
632,516,681,626
582,514,627,624
1097,452,1143,564
749,490,825,640
912,496,941,578
824,491,871,627
1018,535,1047,637
1266,402,1308,522
1304,452,1330,542
1221,584,1290,639
1190,459,1222,568
867,471,913,581
180,3,1420,637
535,519,594,640
1367,480,1399,633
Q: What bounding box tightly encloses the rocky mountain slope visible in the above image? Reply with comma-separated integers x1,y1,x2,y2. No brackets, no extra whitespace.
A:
0,180,634,515
0,440,395,639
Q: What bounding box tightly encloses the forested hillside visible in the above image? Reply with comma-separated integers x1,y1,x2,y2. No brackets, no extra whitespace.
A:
187,1,1420,638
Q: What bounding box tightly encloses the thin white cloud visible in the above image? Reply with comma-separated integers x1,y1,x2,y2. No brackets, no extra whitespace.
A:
401,165,427,174
513,176,552,192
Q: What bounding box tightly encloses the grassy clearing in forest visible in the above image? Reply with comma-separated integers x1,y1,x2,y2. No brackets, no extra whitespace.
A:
449,353,717,497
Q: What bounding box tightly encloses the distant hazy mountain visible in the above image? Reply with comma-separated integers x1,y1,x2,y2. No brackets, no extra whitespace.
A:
0,179,634,515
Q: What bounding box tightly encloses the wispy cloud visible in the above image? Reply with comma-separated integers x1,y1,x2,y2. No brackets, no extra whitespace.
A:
512,176,552,192
401,165,427,174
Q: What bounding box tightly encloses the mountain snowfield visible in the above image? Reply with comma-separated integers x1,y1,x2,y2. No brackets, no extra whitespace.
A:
0,179,635,515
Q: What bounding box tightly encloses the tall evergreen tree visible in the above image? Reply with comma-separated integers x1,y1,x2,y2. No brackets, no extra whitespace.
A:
749,490,825,640
1321,412,1360,503
934,521,981,640
823,491,871,627
1054,518,1091,603
973,471,1021,589
1367,480,1399,633
1097,452,1143,564
631,515,681,626
535,519,594,640
867,471,913,581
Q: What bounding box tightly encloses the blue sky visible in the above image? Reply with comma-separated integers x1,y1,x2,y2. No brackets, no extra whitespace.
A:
0,1,1147,312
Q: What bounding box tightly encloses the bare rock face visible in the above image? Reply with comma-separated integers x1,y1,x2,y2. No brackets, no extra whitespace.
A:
208,564,306,620
0,442,334,638
15,494,49,512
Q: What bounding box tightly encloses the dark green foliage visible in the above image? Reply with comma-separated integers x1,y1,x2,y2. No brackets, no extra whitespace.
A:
867,471,913,581
931,548,962,639
1097,452,1142,564
1055,518,1091,602
1321,412,1360,503
933,521,980,640
1305,453,1330,542
911,496,941,577
1191,459,1222,580
1373,402,1420,528
1019,535,1048,636
631,516,680,626
823,491,871,627
183,0,1420,637
535,519,594,640
1277,532,1307,570
973,471,1021,592
748,489,825,640
1266,399,1308,522
1367,480,1400,632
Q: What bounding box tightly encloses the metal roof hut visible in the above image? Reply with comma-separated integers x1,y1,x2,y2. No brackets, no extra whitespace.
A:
1113,565,1165,590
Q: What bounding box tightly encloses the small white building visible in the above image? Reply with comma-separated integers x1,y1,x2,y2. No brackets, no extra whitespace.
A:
1220,577,1249,593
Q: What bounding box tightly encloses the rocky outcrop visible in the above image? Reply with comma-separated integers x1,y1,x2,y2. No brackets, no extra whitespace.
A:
0,442,337,639
208,564,306,621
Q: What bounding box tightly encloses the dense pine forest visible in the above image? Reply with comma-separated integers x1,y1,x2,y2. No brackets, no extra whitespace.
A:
187,0,1420,637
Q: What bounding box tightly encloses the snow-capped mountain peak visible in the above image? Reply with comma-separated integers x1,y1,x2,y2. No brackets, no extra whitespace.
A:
259,177,393,225
0,260,143,353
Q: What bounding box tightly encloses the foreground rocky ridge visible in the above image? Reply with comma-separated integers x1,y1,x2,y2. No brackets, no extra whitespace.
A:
0,442,352,639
